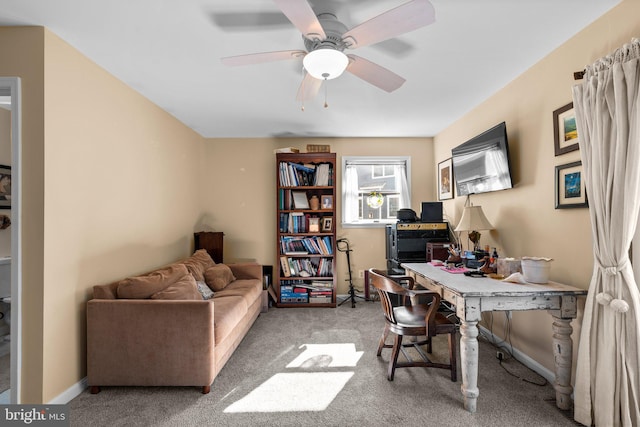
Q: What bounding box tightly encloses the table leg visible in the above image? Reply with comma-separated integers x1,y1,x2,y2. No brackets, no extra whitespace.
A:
459,320,480,412
551,315,574,410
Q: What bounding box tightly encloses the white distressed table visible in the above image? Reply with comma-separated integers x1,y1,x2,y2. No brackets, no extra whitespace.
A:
401,262,588,413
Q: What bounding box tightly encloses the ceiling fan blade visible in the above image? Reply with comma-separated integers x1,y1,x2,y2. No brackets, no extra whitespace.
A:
221,50,306,66
296,72,323,102
346,54,405,92
342,0,435,49
273,0,326,40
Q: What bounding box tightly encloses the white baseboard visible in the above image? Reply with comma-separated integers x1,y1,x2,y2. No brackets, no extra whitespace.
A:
49,376,87,404
478,325,556,384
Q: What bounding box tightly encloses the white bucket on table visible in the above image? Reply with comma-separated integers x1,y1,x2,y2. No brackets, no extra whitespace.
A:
521,257,553,283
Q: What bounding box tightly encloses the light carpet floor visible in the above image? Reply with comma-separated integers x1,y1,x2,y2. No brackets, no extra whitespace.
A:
68,299,580,427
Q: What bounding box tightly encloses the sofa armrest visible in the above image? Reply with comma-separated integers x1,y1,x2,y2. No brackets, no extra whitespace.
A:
228,263,262,281
87,299,215,388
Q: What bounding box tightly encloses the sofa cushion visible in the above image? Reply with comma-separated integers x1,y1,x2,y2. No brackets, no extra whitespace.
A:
195,281,215,300
182,249,216,282
151,274,201,300
204,264,236,291
212,295,248,345
117,264,190,299
214,279,262,307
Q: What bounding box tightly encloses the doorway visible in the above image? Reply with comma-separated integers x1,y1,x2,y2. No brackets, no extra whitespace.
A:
0,77,22,404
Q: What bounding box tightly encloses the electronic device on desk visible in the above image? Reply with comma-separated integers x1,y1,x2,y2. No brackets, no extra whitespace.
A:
385,222,450,272
462,250,489,269
421,202,443,223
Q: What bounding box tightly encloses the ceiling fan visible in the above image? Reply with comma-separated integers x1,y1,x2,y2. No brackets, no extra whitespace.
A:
221,0,435,103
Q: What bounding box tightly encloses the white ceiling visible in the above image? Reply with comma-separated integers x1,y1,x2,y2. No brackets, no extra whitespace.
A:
0,0,621,138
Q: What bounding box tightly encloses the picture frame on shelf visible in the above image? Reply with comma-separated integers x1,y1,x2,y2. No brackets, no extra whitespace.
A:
553,102,579,156
291,191,310,209
321,217,333,232
0,164,11,209
555,161,588,209
437,158,454,200
321,195,333,209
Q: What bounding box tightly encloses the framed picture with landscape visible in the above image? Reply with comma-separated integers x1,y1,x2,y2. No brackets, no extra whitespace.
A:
437,158,454,200
553,102,579,156
555,161,588,209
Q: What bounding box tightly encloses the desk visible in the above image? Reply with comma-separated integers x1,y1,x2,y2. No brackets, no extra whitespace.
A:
401,262,587,413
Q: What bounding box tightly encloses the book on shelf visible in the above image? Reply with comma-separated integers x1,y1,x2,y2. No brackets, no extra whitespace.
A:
280,256,291,277
313,163,333,186
289,282,333,291
278,161,333,187
309,296,332,303
280,236,332,255
280,294,309,304
279,256,331,278
287,212,306,233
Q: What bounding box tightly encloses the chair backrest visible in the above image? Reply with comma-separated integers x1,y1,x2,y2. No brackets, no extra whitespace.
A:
368,269,413,325
368,268,441,334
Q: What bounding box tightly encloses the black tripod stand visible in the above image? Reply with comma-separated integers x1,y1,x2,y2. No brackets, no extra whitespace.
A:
337,238,366,308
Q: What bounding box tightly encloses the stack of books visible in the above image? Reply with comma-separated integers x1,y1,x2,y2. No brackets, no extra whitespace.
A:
280,285,309,303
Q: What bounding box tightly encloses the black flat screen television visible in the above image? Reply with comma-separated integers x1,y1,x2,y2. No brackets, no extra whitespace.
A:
451,122,513,196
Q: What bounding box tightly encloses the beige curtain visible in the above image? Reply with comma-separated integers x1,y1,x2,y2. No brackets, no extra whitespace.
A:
572,38,640,426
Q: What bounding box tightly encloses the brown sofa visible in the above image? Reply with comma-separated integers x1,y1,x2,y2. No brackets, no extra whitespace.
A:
86,250,263,394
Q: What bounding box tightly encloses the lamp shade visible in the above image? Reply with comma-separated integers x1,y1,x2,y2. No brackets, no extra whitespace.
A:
455,205,494,232
303,49,349,80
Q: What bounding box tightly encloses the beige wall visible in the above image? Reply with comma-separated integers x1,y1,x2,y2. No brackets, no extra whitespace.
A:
41,30,205,402
202,137,434,292
1,27,205,402
434,0,640,374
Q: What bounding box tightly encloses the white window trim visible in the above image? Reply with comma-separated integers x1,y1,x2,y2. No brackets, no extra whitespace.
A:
341,156,411,228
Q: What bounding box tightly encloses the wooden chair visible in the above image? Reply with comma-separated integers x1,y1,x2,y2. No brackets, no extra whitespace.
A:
368,268,457,382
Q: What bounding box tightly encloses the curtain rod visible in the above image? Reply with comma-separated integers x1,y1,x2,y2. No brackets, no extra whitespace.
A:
574,70,585,80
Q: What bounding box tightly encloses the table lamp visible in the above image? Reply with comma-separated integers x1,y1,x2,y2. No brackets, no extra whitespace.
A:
455,201,494,252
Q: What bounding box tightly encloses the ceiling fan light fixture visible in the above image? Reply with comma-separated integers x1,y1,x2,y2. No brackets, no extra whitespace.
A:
303,49,348,80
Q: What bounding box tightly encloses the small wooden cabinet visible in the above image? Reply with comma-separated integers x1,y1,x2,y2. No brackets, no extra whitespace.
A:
276,152,336,307
194,231,224,264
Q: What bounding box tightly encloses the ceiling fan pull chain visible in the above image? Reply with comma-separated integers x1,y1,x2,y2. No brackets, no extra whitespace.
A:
324,78,329,108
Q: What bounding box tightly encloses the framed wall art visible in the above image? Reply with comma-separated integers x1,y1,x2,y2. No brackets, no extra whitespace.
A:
0,165,10,209
555,161,588,209
553,102,579,156
437,158,454,200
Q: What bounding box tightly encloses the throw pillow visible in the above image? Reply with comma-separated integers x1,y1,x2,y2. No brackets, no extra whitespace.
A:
182,249,216,282
195,281,215,300
151,273,201,300
117,264,190,299
204,264,236,292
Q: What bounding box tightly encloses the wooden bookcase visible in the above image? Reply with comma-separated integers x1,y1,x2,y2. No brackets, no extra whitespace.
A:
275,152,336,307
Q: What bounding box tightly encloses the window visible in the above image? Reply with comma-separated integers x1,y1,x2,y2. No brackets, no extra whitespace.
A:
342,156,411,227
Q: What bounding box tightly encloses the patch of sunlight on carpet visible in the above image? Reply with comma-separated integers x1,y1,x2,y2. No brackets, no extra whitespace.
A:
223,372,354,413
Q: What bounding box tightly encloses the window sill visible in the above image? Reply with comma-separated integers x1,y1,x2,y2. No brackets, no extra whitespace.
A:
341,221,392,229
